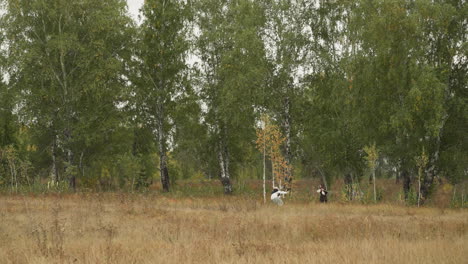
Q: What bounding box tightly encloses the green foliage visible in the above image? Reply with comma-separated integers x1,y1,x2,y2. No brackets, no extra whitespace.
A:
131,0,192,191
194,0,269,191
0,144,32,191
3,0,135,188
363,144,379,170
341,183,364,202
406,188,419,206
450,184,467,209
0,0,465,200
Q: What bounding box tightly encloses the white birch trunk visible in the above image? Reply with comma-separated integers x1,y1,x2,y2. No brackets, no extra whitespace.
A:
66,146,75,190
263,140,266,203
271,155,275,188
157,101,170,192
218,127,232,194
418,171,421,207
50,134,58,184
373,169,376,202
218,145,232,194
284,97,292,186
8,159,17,193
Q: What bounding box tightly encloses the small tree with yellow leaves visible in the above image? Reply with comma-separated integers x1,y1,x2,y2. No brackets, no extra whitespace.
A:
256,115,292,203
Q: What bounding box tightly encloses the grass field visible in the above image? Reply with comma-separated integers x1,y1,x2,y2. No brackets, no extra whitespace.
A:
0,193,466,264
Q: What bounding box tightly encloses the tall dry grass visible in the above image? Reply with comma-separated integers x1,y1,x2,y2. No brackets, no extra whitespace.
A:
0,193,466,263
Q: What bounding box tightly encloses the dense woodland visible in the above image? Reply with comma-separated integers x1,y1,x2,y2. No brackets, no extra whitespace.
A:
0,0,466,203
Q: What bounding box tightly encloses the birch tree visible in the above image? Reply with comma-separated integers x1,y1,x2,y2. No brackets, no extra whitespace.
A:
4,0,133,189
0,9,17,149
262,0,315,188
196,0,267,194
134,0,190,192
347,0,465,201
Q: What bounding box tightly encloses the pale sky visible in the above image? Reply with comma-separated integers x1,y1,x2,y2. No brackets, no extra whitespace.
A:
127,0,144,22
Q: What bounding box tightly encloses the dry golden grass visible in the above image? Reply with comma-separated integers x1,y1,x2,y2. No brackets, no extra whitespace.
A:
0,193,466,264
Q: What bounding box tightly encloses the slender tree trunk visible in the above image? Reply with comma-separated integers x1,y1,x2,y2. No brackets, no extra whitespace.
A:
271,153,275,188
317,166,328,190
263,139,266,203
395,161,401,184
344,173,352,200
420,148,441,204
402,169,411,200
63,128,76,191
14,162,18,192
462,187,465,208
418,169,421,207
67,148,75,191
420,115,447,204
50,134,58,183
218,146,232,194
373,169,376,202
131,130,138,192
157,102,170,192
59,19,75,191
452,185,457,205
8,159,17,193
218,127,232,194
283,96,292,190
160,153,169,192
421,162,434,204
79,151,84,179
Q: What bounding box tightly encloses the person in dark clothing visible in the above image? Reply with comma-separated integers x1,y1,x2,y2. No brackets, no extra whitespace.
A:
316,184,328,203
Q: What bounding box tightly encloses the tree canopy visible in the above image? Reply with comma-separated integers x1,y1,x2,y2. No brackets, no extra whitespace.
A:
0,0,465,202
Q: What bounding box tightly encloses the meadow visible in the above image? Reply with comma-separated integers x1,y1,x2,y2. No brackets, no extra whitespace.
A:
0,188,466,264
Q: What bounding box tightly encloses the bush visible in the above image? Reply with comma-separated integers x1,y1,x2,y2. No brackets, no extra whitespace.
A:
405,188,418,206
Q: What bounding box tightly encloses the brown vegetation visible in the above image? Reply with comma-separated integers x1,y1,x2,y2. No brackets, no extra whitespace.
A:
0,193,466,264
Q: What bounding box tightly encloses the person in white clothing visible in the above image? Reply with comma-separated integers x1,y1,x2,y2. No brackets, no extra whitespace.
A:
271,187,288,206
